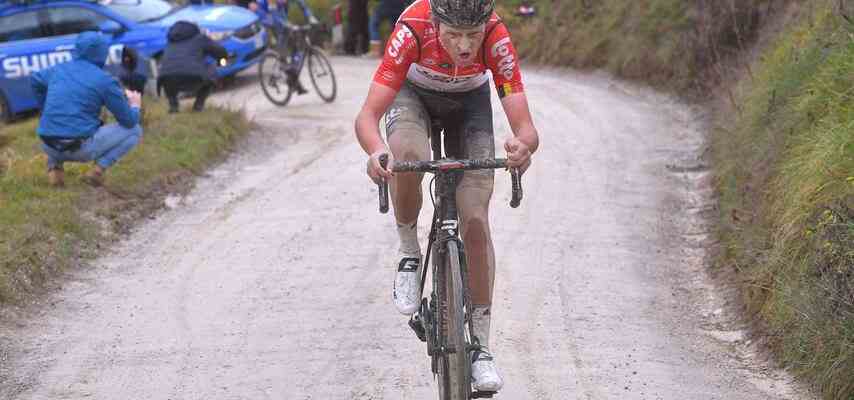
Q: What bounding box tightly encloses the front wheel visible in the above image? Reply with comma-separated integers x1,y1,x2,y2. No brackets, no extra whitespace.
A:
437,240,472,400
307,46,337,103
258,51,293,106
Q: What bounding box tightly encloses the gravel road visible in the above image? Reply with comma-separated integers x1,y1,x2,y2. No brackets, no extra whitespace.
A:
0,57,812,400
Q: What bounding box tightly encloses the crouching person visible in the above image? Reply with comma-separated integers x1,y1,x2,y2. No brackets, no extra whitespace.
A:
31,31,143,188
158,21,228,113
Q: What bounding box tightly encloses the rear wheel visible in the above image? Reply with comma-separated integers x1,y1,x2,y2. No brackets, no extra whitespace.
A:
258,51,293,106
437,240,471,400
307,46,337,103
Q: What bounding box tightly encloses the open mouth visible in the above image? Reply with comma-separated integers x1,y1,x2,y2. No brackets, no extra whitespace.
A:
458,52,472,60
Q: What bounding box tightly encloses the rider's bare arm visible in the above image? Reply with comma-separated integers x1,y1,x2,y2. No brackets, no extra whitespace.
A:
500,92,538,170
355,82,399,182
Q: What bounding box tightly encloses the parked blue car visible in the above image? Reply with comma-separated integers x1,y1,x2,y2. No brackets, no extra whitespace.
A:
0,0,267,121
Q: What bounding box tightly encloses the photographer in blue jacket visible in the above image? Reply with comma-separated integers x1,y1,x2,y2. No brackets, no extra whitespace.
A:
32,31,143,188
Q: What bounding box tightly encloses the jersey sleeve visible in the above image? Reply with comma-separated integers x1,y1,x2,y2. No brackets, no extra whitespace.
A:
371,22,420,91
484,22,524,98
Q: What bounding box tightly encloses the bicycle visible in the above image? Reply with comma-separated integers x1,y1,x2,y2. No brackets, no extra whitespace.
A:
258,23,337,106
375,124,523,400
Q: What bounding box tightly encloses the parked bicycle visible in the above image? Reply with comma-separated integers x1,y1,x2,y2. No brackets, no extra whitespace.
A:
258,24,337,106
375,124,523,400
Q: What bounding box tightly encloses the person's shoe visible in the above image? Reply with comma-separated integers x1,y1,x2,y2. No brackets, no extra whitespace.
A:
294,81,308,95
47,167,64,187
393,250,422,315
471,349,504,392
81,165,104,187
289,77,308,95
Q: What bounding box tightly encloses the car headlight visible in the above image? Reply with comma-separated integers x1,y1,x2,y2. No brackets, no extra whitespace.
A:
206,30,233,41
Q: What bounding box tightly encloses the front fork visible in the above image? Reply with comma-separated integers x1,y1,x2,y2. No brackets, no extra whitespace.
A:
407,171,477,370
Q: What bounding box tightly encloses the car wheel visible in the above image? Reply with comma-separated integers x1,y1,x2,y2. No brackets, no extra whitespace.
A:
0,92,10,125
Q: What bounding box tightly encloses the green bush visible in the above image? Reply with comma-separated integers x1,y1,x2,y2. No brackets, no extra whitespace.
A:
713,3,854,398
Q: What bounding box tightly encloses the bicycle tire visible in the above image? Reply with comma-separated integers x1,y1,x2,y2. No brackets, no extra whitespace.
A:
437,240,472,400
307,46,337,103
258,51,293,106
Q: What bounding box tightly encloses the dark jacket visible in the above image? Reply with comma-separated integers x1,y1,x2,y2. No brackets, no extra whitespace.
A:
31,32,139,138
159,21,228,80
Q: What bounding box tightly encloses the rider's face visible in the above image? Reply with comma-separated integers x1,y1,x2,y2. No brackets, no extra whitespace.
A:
437,23,486,67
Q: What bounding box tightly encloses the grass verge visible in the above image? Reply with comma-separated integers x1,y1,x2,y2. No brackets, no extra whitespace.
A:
504,0,766,93
507,0,852,397
0,99,249,304
712,2,853,398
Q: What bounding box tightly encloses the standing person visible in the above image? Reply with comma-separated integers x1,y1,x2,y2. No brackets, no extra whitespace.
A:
31,31,143,188
344,0,370,55
254,0,319,94
355,0,538,392
368,0,410,57
158,21,228,113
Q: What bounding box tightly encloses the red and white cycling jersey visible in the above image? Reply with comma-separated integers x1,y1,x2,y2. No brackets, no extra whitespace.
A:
372,0,524,98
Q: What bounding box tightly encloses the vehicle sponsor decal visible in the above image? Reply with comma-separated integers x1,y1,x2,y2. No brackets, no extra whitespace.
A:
3,44,126,79
490,37,515,80
3,51,72,79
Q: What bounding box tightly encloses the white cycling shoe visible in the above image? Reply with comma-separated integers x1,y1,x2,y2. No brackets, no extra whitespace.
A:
393,251,422,315
471,349,504,392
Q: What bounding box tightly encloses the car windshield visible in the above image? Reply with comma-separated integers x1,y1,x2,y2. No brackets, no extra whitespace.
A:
105,0,174,23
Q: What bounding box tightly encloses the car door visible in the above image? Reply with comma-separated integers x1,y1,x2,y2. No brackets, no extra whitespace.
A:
44,5,127,64
45,5,161,84
0,8,58,115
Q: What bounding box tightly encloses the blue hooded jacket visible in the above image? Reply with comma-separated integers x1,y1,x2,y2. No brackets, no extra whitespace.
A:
32,32,140,139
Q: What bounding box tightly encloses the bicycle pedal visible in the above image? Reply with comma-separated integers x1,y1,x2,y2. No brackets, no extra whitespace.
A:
408,315,427,342
472,391,496,399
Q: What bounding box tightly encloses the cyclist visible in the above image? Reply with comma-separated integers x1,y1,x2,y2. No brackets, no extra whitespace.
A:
251,0,319,94
354,0,539,392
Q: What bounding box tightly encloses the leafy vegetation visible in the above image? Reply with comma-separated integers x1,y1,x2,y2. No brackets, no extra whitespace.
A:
507,1,853,398
713,3,853,398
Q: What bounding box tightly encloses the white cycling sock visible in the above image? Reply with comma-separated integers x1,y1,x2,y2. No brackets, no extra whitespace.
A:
472,306,491,349
396,220,420,254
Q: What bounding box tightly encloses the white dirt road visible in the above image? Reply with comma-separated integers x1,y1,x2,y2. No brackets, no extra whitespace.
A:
0,57,812,399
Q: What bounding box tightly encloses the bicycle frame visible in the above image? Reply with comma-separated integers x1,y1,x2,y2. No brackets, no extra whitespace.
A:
376,126,523,400
274,24,312,73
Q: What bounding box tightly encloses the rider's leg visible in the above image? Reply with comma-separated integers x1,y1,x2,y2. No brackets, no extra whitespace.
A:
454,83,503,392
386,84,431,315
454,83,497,328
